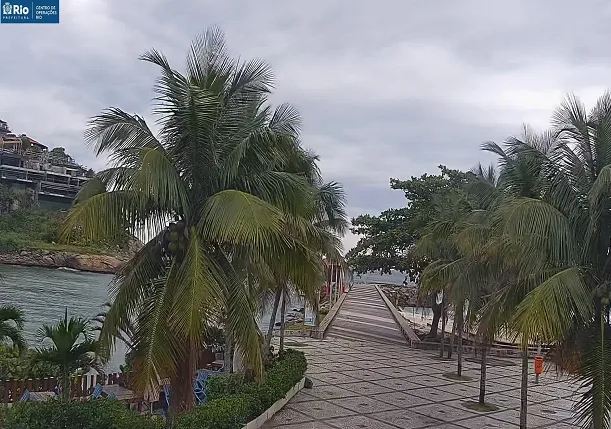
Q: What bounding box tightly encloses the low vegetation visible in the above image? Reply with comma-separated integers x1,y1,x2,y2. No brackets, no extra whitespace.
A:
0,399,163,429
0,350,306,429
175,350,307,429
0,345,59,379
0,200,127,255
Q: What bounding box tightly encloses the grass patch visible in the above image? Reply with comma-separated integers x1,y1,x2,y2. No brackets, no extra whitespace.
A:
443,372,473,381
285,322,311,332
462,401,499,412
0,208,126,256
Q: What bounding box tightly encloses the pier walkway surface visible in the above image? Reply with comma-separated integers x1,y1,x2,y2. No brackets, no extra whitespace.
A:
264,284,580,428
326,284,407,345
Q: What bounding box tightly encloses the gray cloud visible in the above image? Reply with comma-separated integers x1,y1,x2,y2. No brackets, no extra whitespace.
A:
1,0,610,251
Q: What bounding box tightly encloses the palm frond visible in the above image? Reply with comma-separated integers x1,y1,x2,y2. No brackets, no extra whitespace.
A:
197,190,285,248
170,229,224,342
511,267,592,342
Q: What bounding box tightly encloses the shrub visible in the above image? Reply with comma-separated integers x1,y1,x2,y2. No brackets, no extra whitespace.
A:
0,235,20,253
174,349,307,429
205,373,248,400
173,394,258,429
0,399,163,429
0,345,59,379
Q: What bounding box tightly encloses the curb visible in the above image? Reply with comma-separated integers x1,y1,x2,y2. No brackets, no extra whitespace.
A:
312,290,349,339
375,285,421,346
376,286,546,358
241,377,306,429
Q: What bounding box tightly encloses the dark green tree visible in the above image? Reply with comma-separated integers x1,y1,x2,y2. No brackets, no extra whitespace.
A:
0,305,26,349
347,166,473,337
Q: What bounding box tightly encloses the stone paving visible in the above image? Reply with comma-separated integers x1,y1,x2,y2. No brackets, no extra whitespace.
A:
263,285,583,428
264,337,581,428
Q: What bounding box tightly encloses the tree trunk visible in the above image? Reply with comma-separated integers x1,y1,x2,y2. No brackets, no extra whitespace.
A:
457,304,464,377
448,315,456,359
429,298,442,338
61,365,69,400
478,343,488,405
520,348,528,429
223,332,233,373
279,289,287,354
439,302,446,358
264,287,282,352
313,290,321,330
169,339,198,417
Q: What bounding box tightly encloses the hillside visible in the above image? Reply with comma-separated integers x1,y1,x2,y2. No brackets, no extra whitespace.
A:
0,185,139,273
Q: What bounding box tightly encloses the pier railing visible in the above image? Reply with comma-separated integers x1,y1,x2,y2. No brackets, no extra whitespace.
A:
0,372,128,405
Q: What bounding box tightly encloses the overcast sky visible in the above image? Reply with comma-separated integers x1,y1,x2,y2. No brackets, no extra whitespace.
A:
1,0,609,252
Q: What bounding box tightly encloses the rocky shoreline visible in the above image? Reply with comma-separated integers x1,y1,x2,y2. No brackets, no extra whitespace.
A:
0,249,127,274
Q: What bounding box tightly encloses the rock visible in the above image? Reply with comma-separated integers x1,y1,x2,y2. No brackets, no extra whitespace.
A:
0,250,126,274
304,377,313,389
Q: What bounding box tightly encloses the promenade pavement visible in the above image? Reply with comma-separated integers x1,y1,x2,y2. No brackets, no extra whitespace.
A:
263,284,581,428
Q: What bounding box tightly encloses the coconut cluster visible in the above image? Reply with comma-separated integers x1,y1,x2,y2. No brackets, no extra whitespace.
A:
163,219,187,257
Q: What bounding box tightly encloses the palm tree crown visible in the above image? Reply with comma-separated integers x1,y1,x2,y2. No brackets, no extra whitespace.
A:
34,308,98,399
0,305,26,350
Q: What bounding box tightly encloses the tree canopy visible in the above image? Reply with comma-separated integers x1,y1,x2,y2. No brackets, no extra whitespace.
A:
346,165,472,278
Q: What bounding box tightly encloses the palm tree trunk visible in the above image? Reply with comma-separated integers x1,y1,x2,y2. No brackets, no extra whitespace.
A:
223,332,233,373
264,287,282,352
520,348,528,429
448,316,456,359
279,288,287,354
457,303,464,377
429,298,442,338
61,365,69,400
169,339,198,416
478,342,488,405
593,311,605,429
313,290,321,331
439,302,446,358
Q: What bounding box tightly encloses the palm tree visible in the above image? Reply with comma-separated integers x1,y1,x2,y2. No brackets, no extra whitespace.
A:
62,27,339,415
0,305,26,350
418,166,517,409
480,127,558,429
262,180,347,353
497,93,611,428
33,308,98,400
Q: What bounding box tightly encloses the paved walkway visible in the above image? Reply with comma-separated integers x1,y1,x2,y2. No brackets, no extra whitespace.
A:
264,284,580,428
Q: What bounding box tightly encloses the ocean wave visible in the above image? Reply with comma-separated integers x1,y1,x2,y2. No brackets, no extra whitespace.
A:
56,267,82,272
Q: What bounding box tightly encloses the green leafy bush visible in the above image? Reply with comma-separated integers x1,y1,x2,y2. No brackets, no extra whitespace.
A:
205,373,247,400
174,349,307,429
0,345,59,379
173,394,259,429
0,235,20,253
0,398,163,429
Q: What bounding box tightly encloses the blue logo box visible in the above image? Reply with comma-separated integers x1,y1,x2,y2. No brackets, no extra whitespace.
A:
1,0,59,24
